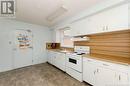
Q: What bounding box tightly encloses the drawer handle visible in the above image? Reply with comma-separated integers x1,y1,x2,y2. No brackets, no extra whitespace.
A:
103,64,109,66
87,60,92,62
119,75,121,81
94,71,96,75
97,69,99,73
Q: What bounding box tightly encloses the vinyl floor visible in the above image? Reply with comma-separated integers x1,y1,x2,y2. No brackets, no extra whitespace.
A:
0,63,90,86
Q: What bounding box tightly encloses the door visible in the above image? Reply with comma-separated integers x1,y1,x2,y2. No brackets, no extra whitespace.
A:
0,31,13,72
13,29,33,69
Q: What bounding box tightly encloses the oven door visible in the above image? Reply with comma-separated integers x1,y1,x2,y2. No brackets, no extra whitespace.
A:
66,54,82,72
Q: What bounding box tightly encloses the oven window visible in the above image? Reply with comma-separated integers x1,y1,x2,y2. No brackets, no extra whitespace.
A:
69,58,77,64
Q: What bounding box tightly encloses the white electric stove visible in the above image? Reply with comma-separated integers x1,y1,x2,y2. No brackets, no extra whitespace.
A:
66,46,90,82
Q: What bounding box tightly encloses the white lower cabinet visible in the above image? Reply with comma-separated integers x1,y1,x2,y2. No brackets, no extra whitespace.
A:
47,51,56,65
83,58,97,85
55,52,66,71
83,57,130,86
116,72,129,86
96,67,116,86
47,51,66,71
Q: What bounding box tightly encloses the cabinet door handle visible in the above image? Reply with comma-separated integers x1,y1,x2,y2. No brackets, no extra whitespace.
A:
97,69,99,73
106,26,109,30
13,48,17,51
103,26,105,31
103,64,109,66
87,60,91,62
94,71,96,75
119,75,121,81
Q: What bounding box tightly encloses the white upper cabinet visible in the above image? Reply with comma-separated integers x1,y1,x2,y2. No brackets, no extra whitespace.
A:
86,13,106,35
89,3,129,34
69,3,129,36
70,19,88,36
103,4,129,32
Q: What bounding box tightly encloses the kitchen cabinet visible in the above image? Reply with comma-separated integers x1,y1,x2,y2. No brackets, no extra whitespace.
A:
96,67,116,86
55,52,66,71
85,13,105,35
101,4,129,32
83,58,97,85
83,57,130,86
69,3,129,36
47,51,66,71
88,3,129,34
47,51,56,65
70,19,88,36
116,72,129,86
83,58,116,86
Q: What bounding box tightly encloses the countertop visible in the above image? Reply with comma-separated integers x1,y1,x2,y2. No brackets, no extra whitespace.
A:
83,54,130,66
47,49,74,53
47,49,130,66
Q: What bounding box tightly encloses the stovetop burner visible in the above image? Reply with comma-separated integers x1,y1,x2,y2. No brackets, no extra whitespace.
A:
73,46,90,55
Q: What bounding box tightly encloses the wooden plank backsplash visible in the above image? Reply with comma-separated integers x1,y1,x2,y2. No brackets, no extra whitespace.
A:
74,30,130,58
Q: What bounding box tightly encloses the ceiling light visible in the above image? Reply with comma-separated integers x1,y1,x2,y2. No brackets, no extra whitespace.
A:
46,6,68,22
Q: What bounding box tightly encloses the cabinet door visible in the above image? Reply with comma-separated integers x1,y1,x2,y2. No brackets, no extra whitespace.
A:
116,72,129,86
54,52,66,71
47,51,56,65
70,23,79,36
106,4,129,32
47,51,51,63
83,58,97,85
70,19,88,36
47,51,53,64
53,52,58,66
56,53,66,71
87,15,105,35
96,67,116,86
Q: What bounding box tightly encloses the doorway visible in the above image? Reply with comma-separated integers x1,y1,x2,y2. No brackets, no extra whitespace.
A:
13,29,33,69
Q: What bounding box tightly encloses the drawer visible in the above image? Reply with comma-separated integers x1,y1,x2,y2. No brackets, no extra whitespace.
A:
99,61,129,73
83,57,101,66
83,57,129,74
66,67,83,82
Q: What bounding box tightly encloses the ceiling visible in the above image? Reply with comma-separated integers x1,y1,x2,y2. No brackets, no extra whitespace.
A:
16,0,105,27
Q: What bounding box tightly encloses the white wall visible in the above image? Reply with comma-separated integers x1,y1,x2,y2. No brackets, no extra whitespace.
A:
0,19,52,72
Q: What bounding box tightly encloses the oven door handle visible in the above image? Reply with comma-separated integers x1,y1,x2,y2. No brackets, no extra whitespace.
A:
69,58,77,64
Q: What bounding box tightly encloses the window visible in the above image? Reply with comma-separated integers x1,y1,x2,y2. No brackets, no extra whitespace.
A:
59,29,73,48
